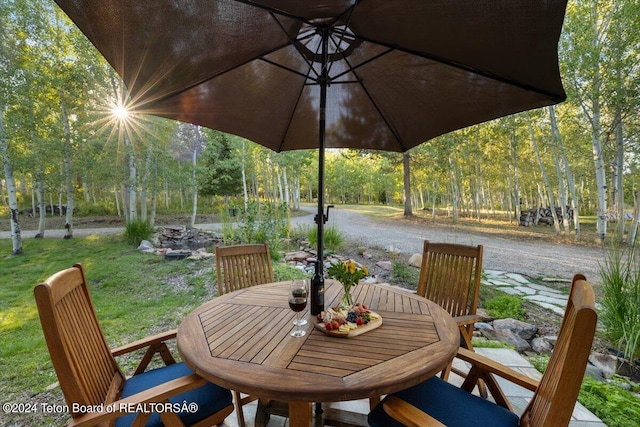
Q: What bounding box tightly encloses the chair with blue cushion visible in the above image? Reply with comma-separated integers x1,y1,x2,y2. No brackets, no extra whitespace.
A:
369,273,597,427
34,263,234,427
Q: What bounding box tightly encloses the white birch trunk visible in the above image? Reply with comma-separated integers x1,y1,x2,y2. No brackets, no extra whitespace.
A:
35,176,46,238
241,140,248,212
61,94,74,239
548,107,570,234
140,146,152,222
403,152,412,216
114,186,121,217
190,125,202,228
614,112,624,240
125,134,137,222
528,118,560,233
1,106,23,255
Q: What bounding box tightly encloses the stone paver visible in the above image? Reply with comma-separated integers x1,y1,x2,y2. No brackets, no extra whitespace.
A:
483,270,569,314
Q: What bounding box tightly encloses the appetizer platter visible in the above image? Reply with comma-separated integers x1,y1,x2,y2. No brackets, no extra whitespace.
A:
314,303,382,337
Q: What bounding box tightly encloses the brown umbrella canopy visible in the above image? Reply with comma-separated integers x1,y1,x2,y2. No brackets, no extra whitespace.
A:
54,0,567,153
55,0,568,282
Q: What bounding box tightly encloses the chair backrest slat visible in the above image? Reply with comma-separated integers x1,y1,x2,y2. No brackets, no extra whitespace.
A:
522,274,597,427
417,241,483,319
34,264,122,415
216,244,274,295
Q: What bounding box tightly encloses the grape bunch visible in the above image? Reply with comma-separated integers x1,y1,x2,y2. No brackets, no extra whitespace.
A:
346,311,359,323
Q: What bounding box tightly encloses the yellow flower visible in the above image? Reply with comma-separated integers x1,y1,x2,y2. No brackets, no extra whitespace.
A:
362,265,369,276
345,260,356,274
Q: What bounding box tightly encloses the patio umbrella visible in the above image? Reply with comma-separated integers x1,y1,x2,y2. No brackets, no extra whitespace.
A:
54,0,568,278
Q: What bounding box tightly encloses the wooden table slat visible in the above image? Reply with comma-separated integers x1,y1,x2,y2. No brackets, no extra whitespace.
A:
177,281,459,427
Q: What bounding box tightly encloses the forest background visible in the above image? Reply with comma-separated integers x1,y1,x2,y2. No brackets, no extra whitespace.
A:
1,0,640,255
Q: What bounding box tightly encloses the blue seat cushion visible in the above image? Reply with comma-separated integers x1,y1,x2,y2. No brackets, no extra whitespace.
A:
369,376,519,427
114,362,232,427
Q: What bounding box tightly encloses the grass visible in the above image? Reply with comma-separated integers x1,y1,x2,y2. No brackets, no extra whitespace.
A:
0,234,305,426
0,236,211,394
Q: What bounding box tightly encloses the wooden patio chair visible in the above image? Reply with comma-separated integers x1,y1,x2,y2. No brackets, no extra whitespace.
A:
34,263,234,427
417,241,485,384
369,273,597,427
215,243,274,296
215,243,273,427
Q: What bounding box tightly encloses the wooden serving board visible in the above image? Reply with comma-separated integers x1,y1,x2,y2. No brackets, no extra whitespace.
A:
314,314,383,338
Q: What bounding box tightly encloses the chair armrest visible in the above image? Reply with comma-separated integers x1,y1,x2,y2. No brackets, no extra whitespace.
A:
456,348,539,391
111,329,177,357
67,373,205,427
453,314,484,326
383,396,446,427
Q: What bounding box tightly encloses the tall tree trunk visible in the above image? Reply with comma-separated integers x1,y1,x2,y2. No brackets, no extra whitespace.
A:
528,117,560,233
614,111,624,240
509,117,521,224
150,161,158,227
628,186,640,246
1,105,22,255
35,175,46,238
140,145,152,222
403,152,412,217
114,186,121,217
61,93,74,239
125,133,137,222
241,140,248,212
548,106,570,234
190,125,202,228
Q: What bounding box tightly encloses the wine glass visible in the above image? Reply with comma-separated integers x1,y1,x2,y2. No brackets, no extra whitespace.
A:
292,279,309,327
289,279,308,337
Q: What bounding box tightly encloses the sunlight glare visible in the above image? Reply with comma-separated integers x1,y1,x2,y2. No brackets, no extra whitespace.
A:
112,104,130,120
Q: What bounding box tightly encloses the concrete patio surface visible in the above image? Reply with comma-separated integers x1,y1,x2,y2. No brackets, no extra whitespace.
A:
218,347,606,426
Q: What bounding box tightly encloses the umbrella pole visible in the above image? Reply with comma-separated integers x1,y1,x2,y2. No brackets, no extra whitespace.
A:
313,26,330,419
314,26,329,280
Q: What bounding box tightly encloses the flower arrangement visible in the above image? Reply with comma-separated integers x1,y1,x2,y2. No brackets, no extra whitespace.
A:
327,259,369,307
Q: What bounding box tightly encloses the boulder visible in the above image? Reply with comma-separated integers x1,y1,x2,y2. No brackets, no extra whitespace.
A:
482,328,530,352
137,240,154,251
408,253,422,268
531,337,553,354
589,352,618,379
493,318,538,340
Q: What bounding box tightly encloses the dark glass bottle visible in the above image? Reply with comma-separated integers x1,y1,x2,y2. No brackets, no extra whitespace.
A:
310,261,325,315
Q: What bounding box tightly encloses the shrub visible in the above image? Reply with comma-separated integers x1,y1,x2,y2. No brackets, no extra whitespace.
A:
236,201,289,252
307,225,344,252
599,246,640,366
124,219,154,246
485,294,525,320
579,376,640,427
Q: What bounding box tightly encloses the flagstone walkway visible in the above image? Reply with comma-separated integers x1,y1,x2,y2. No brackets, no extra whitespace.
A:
483,269,573,316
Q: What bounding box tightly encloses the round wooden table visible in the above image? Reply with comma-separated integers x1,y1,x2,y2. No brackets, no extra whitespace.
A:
177,280,459,427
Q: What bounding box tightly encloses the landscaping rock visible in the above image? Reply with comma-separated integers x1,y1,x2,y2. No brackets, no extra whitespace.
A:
137,240,154,251
493,318,538,340
376,260,393,271
531,336,553,354
482,328,530,352
589,352,618,379
408,253,422,267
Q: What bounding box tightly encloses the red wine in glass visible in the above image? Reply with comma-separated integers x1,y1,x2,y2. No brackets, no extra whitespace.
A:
289,296,307,312
289,280,308,337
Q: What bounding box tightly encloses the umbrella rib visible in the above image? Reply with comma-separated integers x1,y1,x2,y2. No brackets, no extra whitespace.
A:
349,67,407,151
351,34,565,102
268,11,321,81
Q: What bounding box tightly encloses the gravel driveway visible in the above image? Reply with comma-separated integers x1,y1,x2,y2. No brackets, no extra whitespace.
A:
297,206,605,284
